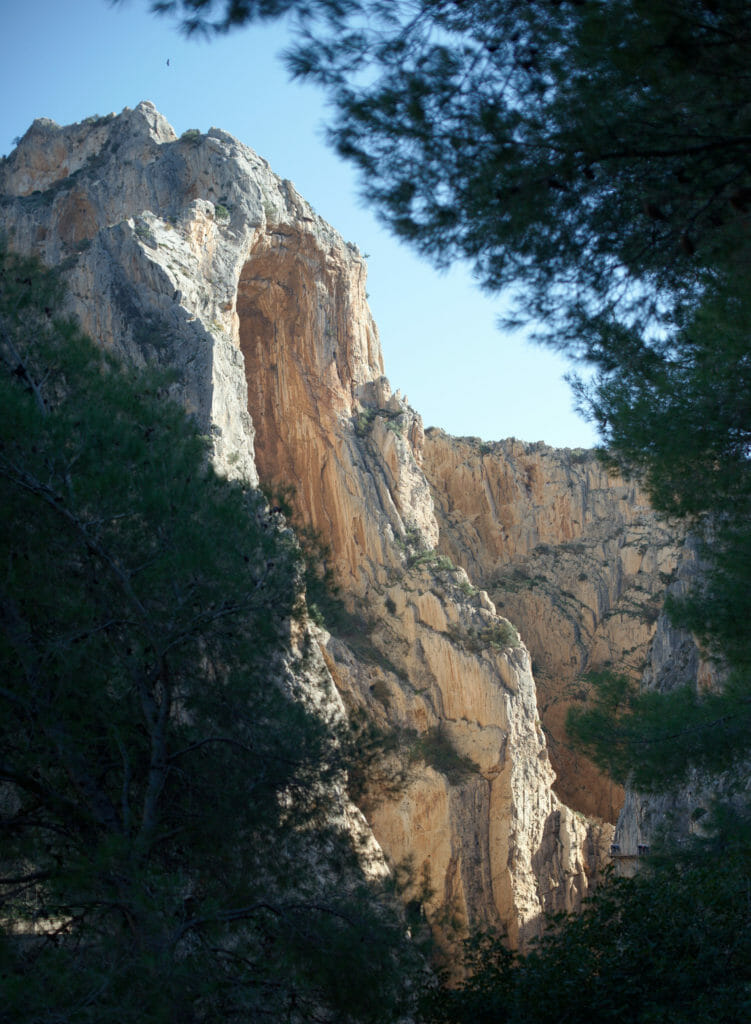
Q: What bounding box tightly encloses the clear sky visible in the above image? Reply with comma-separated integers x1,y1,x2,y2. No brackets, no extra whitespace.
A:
1,0,599,449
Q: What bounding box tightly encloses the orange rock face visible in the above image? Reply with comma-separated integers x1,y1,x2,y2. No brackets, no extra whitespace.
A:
422,433,682,821
231,178,615,949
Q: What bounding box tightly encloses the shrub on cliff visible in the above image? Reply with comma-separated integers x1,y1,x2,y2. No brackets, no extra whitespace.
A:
0,248,417,1023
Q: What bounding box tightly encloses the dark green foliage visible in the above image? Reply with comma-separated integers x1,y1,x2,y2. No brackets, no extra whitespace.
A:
567,670,751,792
410,728,479,784
0,249,416,1023
424,820,751,1024
151,0,314,35
580,276,751,677
420,932,515,1024
338,710,411,813
258,482,347,629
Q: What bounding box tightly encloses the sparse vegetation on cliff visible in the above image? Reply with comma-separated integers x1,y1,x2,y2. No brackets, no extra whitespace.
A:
408,548,456,572
353,403,405,439
410,728,480,784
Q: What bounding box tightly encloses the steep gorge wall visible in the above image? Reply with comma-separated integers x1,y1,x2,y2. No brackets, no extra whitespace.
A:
0,103,630,948
422,433,683,821
230,155,607,948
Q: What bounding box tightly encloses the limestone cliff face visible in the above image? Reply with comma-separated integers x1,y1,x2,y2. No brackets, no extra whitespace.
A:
422,433,683,822
0,103,616,948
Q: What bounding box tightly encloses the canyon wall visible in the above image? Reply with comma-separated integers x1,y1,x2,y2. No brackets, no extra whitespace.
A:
421,433,682,821
0,102,690,947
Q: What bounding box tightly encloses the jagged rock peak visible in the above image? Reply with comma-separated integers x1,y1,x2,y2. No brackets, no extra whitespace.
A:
5,103,176,196
0,102,385,491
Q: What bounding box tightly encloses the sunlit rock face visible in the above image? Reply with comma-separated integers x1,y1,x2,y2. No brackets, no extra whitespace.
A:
0,102,633,949
421,433,684,822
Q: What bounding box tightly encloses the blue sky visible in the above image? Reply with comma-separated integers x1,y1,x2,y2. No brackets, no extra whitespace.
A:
1,0,599,448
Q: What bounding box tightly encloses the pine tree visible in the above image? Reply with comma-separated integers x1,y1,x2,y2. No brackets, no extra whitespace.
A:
0,249,416,1023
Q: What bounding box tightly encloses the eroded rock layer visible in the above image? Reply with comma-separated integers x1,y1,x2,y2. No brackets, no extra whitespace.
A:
0,102,633,947
422,433,683,821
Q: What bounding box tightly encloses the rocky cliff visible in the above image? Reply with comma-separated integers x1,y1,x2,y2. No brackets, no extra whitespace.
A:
421,433,682,822
0,101,686,948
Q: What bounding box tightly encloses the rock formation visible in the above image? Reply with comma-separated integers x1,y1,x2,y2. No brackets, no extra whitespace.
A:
421,433,682,822
1,101,693,949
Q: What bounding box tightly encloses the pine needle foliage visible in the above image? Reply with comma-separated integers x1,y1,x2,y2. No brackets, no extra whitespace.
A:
422,812,751,1024
567,670,751,793
0,248,417,1024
